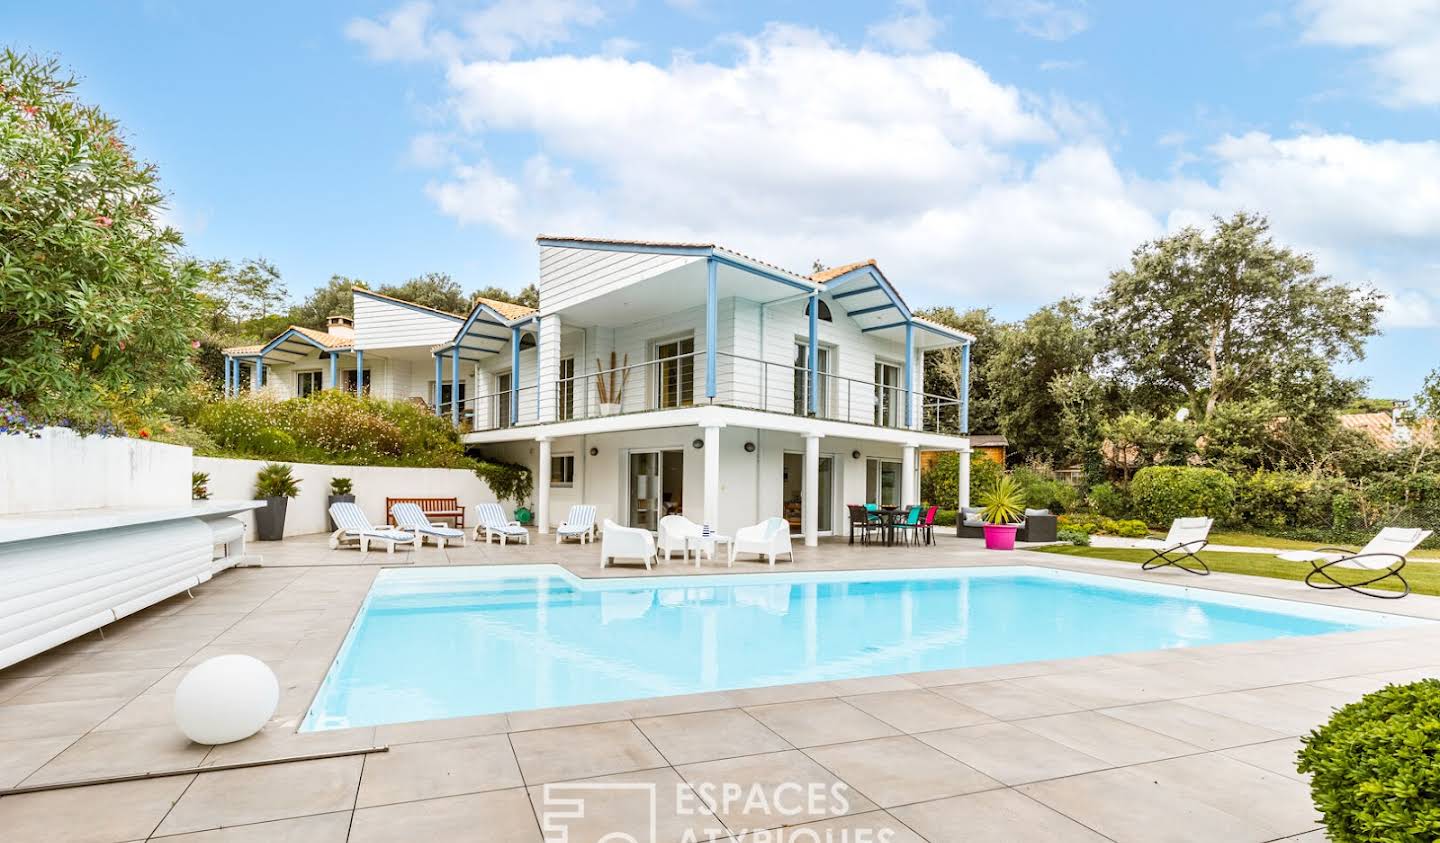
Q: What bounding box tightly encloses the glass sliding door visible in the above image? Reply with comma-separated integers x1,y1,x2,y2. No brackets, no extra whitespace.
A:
793,343,832,417
782,452,835,534
865,458,901,507
654,338,694,409
874,362,900,427
628,449,684,531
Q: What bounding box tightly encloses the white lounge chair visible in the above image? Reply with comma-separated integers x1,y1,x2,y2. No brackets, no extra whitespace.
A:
658,514,704,560
1277,527,1432,599
600,519,657,570
1141,517,1214,575
730,517,793,566
473,503,530,545
327,502,420,554
390,502,466,548
556,505,598,544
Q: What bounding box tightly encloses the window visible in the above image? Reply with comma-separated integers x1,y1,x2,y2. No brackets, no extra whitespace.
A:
654,337,694,409
296,371,323,398
866,458,902,507
803,298,833,322
551,454,575,487
558,357,576,420
433,381,466,417
793,343,832,417
343,369,371,394
874,361,901,427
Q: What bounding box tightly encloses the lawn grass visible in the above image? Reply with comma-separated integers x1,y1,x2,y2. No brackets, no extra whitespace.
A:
1207,530,1440,559
1036,545,1440,598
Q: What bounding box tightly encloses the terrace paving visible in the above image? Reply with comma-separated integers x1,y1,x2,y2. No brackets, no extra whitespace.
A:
1,530,1437,841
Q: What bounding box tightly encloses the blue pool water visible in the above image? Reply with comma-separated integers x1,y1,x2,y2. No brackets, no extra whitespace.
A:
301,565,1416,731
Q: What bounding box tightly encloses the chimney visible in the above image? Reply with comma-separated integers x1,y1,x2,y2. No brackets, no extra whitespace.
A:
326,314,355,339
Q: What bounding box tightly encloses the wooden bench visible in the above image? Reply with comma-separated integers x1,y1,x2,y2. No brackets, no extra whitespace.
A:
386,497,464,528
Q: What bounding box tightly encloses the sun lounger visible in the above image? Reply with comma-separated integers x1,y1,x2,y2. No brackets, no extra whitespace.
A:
1140,517,1213,575
473,503,530,545
1277,527,1432,599
327,502,420,554
556,505,597,544
390,502,466,548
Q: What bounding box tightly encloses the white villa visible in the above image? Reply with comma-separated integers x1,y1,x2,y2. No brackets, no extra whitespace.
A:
221,237,975,546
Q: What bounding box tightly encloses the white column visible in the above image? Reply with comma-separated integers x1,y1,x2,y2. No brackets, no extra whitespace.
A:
538,314,562,422
901,444,918,505
703,424,721,529
251,361,261,394
803,433,821,547
536,437,552,534
959,449,971,511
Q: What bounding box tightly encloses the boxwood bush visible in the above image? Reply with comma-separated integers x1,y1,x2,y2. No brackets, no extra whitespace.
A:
1297,679,1440,841
1130,466,1236,526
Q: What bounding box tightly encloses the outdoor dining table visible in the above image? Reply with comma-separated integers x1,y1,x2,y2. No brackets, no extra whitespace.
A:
874,506,907,547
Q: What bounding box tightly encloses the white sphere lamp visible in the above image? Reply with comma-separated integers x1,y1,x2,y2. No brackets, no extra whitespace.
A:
174,655,280,744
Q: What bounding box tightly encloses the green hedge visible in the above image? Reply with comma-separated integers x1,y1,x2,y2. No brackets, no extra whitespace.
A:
1297,680,1440,841
1130,466,1237,526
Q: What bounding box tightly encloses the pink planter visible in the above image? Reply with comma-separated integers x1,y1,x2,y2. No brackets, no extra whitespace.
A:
982,523,1019,550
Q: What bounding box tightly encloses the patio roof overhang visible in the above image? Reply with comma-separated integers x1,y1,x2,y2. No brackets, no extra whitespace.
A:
819,262,973,350
434,300,539,360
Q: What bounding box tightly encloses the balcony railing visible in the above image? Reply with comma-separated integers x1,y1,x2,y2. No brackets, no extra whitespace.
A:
461,350,966,436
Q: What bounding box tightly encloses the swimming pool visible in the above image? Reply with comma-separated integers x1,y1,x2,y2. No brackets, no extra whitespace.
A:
300,565,1418,731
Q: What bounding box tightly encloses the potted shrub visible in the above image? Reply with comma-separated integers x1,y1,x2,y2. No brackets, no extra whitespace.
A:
327,477,354,532
978,474,1026,550
254,462,300,541
1297,679,1440,841
191,471,210,501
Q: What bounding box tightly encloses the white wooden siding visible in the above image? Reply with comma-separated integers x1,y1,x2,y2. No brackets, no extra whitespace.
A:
539,246,702,312
353,293,460,350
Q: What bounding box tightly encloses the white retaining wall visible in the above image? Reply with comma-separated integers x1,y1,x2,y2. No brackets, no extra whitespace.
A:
196,456,494,538
0,428,191,515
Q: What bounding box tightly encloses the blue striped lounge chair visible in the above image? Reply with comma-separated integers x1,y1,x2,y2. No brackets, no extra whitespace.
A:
473,503,531,545
556,505,597,544
390,502,467,548
327,502,419,554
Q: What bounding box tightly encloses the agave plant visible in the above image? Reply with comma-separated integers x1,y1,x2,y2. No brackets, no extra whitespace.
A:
978,474,1026,525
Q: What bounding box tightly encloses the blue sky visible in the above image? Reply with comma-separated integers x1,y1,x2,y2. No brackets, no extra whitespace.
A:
9,1,1439,397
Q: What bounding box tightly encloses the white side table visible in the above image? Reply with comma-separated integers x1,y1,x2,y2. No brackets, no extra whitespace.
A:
684,534,732,568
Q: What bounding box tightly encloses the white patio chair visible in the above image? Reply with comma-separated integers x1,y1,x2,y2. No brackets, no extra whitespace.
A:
658,514,704,560
1140,517,1214,575
556,505,598,545
730,517,794,567
473,503,530,545
327,502,419,554
390,502,466,548
600,519,657,570
1277,527,1432,599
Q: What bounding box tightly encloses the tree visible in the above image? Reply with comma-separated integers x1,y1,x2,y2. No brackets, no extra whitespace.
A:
1094,212,1382,421
472,282,538,309
197,258,286,328
916,306,998,434
0,50,202,420
289,275,364,328
986,298,1096,462
380,271,469,314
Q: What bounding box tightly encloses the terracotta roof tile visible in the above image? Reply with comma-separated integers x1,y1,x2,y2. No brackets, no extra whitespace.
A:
810,260,877,283
474,296,537,320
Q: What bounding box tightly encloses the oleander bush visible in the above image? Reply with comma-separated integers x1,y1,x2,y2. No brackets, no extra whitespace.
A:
1296,679,1440,842
1130,466,1237,526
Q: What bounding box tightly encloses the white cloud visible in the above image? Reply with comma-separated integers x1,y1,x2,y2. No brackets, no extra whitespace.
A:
1296,0,1440,107
424,159,524,232
345,0,606,62
986,0,1089,41
866,0,943,52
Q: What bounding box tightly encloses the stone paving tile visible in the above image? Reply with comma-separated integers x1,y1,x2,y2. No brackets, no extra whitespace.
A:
735,809,927,842
372,712,510,745
929,679,1085,720
891,788,1113,843
1098,699,1290,751
1220,737,1309,783
24,724,208,785
5,668,170,706
0,774,194,843
1012,710,1204,766
0,696,130,741
153,755,363,836
148,810,353,842
1133,752,1320,837
509,720,667,784
676,749,878,832
838,689,995,733
0,733,78,788
356,733,522,807
744,698,900,747
805,735,1000,808
349,787,542,842
635,708,792,765
527,766,734,843
916,721,1111,786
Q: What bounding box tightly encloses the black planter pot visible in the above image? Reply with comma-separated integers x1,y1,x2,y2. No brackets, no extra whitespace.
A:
326,494,355,531
255,497,289,541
